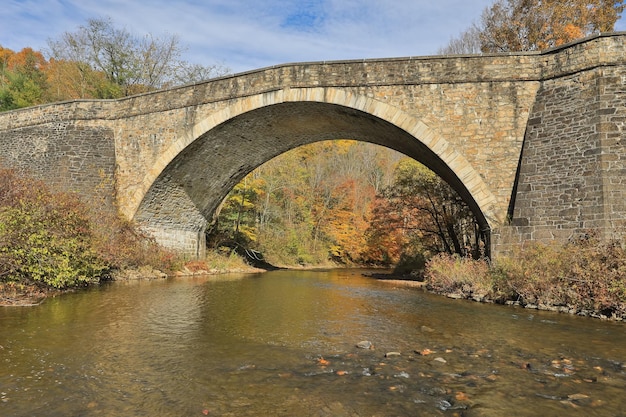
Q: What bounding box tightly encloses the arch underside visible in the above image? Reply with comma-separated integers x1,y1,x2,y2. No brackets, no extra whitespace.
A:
134,100,499,257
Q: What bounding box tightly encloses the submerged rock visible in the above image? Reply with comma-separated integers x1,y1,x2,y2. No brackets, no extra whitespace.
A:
356,341,373,349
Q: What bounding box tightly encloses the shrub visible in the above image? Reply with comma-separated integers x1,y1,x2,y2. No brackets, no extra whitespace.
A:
0,169,182,290
0,170,107,288
424,234,626,319
91,212,180,274
424,253,492,298
557,235,626,316
492,241,568,306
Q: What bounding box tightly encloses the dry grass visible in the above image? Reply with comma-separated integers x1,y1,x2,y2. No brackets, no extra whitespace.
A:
424,234,626,320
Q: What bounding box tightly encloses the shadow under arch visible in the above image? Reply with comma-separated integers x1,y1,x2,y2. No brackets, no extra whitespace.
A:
133,88,499,257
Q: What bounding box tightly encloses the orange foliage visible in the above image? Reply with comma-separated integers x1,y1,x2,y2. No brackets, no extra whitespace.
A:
0,46,14,68
326,178,375,262
7,47,47,72
479,0,625,52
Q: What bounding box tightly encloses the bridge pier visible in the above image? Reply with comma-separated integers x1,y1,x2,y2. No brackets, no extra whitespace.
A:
141,224,207,260
133,177,210,259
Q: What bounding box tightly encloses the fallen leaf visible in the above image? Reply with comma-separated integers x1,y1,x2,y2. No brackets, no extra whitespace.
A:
455,392,469,401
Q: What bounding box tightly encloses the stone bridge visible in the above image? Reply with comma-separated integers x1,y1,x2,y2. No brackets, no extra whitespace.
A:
1,33,625,258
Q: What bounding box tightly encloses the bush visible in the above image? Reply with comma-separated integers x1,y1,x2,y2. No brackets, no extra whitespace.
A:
0,170,107,288
424,234,626,319
492,241,568,306
0,169,181,290
424,253,493,299
91,212,180,274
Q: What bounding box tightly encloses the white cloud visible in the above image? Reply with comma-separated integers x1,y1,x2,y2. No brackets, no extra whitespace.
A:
2,0,625,74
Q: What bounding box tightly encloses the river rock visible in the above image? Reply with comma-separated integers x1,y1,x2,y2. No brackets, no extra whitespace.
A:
356,340,373,349
447,292,464,299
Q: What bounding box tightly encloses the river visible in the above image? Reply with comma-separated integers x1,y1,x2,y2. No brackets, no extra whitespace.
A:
1,269,625,416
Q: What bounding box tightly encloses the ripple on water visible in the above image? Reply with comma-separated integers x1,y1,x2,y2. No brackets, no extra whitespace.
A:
0,269,625,416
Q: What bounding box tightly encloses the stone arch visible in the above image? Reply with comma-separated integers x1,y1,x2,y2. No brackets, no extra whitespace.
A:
132,87,500,256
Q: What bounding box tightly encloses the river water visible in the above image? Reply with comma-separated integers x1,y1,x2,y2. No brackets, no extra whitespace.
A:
1,269,625,416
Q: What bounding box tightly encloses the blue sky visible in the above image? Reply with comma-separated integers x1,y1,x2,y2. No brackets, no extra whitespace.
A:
2,0,626,74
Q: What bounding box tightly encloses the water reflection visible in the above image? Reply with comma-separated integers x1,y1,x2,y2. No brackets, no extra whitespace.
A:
1,269,625,416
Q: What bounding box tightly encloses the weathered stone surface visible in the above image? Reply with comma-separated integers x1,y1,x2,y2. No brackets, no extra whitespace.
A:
494,42,626,254
0,33,625,257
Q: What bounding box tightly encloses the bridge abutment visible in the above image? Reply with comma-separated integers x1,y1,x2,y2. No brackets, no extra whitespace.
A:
493,53,626,255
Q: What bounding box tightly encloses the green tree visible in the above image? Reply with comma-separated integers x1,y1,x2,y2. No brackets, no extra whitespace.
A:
0,47,48,110
210,174,264,247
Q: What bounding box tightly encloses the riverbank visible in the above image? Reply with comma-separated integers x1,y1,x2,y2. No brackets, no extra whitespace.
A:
0,282,60,306
5,238,626,324
421,238,626,322
0,262,265,307
424,283,626,321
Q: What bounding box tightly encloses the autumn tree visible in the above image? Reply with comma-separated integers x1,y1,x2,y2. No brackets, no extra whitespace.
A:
211,143,482,268
0,47,48,110
45,55,117,101
210,141,401,266
365,158,481,265
440,0,625,54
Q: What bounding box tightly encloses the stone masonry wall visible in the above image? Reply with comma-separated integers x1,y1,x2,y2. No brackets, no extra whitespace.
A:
0,102,117,210
495,63,626,252
598,66,626,237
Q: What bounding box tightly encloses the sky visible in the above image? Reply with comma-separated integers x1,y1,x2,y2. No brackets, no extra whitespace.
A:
2,0,626,75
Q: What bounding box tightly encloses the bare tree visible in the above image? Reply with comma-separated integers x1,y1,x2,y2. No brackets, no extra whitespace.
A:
170,61,230,87
438,26,482,55
47,17,229,98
